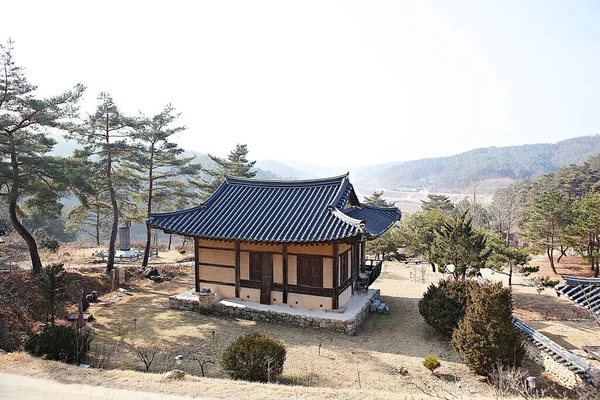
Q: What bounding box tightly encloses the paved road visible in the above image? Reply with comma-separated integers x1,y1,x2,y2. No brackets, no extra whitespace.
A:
0,372,209,400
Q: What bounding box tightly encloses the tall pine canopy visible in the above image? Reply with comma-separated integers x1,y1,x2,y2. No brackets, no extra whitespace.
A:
125,104,202,267
0,39,85,273
68,93,133,273
193,143,256,198
363,191,395,207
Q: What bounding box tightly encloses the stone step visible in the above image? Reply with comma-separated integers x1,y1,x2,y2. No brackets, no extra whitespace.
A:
370,299,381,312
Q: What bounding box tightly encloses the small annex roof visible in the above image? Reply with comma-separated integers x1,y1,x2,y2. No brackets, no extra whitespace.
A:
555,275,600,316
147,174,400,243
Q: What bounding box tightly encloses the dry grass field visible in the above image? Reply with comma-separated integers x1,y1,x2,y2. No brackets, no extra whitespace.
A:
73,261,568,399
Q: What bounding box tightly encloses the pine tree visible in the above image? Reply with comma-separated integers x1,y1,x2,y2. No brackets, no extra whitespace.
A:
363,191,395,207
68,93,133,273
396,209,451,272
0,39,85,273
421,194,455,214
568,193,600,277
193,144,256,198
433,211,490,279
125,105,202,267
452,283,524,376
484,231,530,286
37,263,72,326
66,182,112,246
524,188,571,274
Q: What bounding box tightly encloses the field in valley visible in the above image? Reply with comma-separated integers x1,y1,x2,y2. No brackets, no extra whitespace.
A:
2,242,598,399
61,260,593,399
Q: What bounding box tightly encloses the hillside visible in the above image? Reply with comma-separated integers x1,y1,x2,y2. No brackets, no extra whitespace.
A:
49,133,600,193
366,135,600,190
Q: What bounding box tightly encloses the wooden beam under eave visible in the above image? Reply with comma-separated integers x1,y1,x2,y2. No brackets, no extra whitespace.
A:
333,241,339,309
282,244,288,304
194,237,200,293
234,240,241,298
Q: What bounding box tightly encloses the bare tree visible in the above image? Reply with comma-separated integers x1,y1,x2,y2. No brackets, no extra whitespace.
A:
191,356,215,377
133,343,161,372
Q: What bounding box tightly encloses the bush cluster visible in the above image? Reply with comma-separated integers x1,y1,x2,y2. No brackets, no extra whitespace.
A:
418,278,477,336
25,325,93,364
221,332,286,382
451,283,524,376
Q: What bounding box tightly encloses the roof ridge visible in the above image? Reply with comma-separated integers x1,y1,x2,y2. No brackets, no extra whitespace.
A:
361,203,399,211
224,173,349,186
148,205,204,218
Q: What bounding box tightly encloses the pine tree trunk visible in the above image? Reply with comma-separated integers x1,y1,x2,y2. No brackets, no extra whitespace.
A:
547,246,557,274
508,262,513,287
50,272,55,326
95,207,100,246
168,234,173,251
107,184,118,273
557,245,567,263
430,263,436,273
9,147,42,274
142,145,155,268
106,121,118,274
142,225,152,267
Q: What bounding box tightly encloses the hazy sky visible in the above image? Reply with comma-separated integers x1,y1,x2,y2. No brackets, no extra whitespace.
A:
2,1,599,166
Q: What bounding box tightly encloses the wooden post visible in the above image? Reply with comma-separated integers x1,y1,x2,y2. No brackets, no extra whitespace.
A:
283,244,288,304
360,236,366,274
351,242,356,295
333,241,339,309
234,240,241,298
194,237,200,293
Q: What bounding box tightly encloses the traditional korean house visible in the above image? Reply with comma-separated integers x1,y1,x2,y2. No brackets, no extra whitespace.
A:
147,174,400,311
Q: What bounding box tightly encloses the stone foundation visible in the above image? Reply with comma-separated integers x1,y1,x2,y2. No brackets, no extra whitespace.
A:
169,289,380,335
522,340,583,389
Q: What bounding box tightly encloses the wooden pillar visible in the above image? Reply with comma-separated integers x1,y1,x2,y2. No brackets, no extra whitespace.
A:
333,241,339,309
234,240,241,298
283,244,288,304
360,235,366,273
194,237,200,293
351,242,356,295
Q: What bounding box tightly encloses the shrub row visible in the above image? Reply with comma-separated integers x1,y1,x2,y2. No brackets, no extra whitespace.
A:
419,279,524,377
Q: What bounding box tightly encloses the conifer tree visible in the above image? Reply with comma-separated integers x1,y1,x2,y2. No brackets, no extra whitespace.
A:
66,183,112,246
421,194,455,214
433,211,490,279
452,283,524,376
193,144,256,198
568,193,600,277
363,191,395,207
125,105,202,267
0,39,85,273
524,188,571,274
68,93,133,273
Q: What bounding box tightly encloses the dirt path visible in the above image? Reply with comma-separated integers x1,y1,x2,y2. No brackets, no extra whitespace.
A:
0,372,208,400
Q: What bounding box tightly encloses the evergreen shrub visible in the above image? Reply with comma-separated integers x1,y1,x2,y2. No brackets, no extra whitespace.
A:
418,278,477,336
24,325,93,364
451,283,524,376
221,332,286,382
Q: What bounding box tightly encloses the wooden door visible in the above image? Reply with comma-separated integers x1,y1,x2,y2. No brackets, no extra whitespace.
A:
260,253,273,305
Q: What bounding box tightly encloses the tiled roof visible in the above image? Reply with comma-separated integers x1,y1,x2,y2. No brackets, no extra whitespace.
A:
555,275,600,315
147,174,400,243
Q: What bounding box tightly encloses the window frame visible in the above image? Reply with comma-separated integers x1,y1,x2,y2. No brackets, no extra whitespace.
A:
339,251,349,284
296,255,323,288
249,252,262,281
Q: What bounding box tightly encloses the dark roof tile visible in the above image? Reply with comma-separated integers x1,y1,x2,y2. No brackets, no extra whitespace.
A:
147,174,400,243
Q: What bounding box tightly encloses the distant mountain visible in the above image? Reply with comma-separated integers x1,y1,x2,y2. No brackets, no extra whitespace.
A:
368,135,600,190
254,160,316,180
49,133,600,192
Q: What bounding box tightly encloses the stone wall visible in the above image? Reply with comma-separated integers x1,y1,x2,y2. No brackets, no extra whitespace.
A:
169,289,380,335
522,338,583,389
